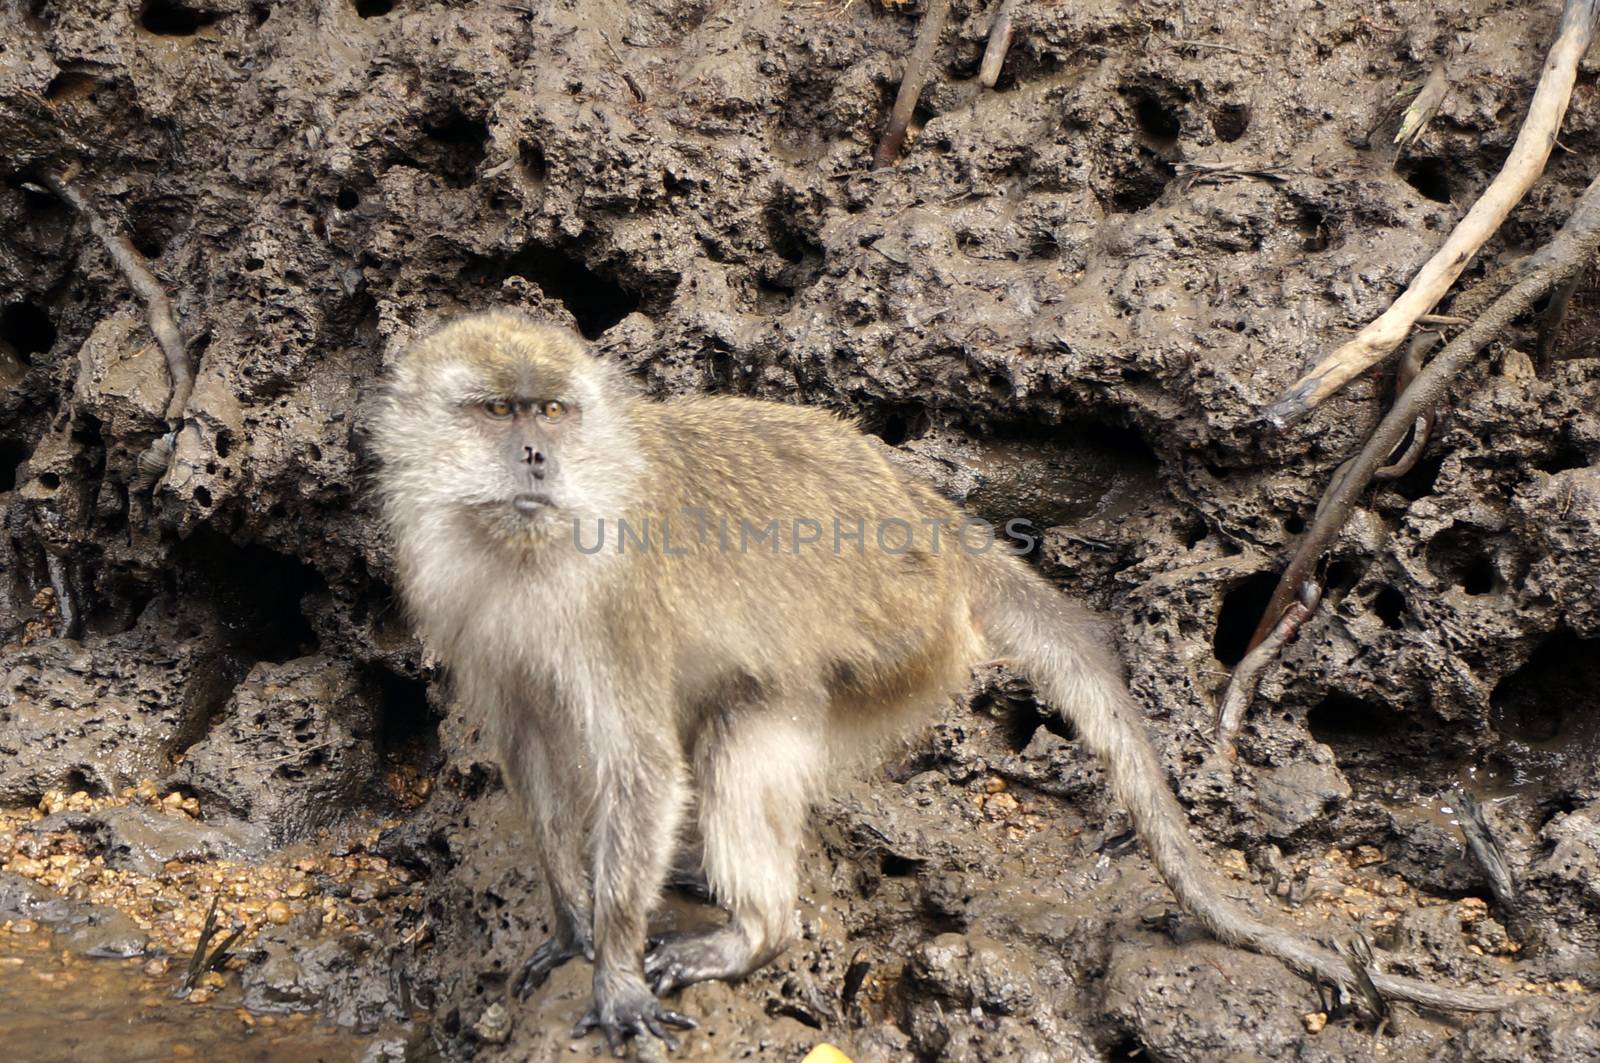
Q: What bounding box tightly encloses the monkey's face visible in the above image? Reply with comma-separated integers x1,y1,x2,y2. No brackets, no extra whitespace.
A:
374,314,639,552
459,385,578,534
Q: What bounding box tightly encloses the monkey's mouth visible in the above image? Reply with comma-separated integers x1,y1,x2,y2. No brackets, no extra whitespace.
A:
511,492,554,515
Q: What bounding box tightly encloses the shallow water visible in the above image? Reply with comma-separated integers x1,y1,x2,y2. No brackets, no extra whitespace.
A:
0,926,375,1063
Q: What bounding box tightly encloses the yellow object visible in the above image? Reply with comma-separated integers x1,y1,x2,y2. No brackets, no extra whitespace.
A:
801,1046,855,1063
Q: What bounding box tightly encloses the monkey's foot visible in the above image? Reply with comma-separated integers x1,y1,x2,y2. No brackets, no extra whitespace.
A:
645,927,768,996
573,978,697,1056
512,934,590,999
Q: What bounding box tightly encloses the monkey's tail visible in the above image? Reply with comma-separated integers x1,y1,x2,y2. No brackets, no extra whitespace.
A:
978,560,1511,1013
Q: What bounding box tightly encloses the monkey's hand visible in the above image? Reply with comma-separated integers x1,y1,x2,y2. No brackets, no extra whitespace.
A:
573,976,697,1056
512,932,592,999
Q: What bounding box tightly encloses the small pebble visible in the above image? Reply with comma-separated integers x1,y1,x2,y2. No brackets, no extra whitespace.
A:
473,1002,512,1044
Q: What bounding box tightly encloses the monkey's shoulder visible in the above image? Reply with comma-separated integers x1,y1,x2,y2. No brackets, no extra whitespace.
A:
644,394,883,462
652,393,855,431
632,394,963,530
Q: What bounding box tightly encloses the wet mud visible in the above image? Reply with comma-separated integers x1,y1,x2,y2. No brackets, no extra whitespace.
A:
3,0,1600,1059
0,921,382,1063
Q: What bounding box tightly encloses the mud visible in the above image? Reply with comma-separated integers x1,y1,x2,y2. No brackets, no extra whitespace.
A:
0,914,390,1063
4,0,1600,1059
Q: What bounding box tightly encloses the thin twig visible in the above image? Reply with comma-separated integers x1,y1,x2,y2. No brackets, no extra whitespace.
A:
43,170,192,424
180,896,222,992
1175,161,1296,188
235,737,340,769
979,0,1020,88
1215,582,1320,751
1264,0,1600,425
873,0,953,169
178,896,248,995
1245,170,1600,653
1168,38,1262,58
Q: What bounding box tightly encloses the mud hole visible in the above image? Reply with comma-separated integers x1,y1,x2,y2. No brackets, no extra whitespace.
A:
3,0,1600,1059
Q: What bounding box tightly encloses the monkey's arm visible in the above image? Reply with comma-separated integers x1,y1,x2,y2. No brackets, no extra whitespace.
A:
507,726,595,999
574,673,698,1051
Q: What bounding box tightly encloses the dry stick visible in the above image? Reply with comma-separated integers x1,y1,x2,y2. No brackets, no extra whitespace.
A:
43,172,193,423
1245,170,1600,653
872,0,953,169
979,0,1020,88
1262,0,1600,427
179,896,247,995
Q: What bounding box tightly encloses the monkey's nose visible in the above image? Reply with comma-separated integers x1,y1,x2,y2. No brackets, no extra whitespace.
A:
522,446,547,478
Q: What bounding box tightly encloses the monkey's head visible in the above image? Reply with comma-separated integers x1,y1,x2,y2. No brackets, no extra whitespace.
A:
372,312,640,553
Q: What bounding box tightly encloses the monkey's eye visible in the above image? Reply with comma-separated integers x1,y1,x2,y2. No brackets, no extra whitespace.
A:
540,400,569,421
482,399,514,419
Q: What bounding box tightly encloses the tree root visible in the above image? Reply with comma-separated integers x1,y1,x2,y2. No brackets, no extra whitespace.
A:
1244,169,1600,656
873,0,952,169
979,0,1020,88
1263,0,1600,426
1215,582,1319,752
43,169,193,424
1373,331,1440,480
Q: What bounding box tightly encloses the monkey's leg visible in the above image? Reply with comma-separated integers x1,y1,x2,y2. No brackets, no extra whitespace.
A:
573,694,698,1052
665,837,712,900
647,710,821,996
508,730,594,999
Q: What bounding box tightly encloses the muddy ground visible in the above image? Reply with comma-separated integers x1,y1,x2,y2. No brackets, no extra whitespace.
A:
3,0,1600,1058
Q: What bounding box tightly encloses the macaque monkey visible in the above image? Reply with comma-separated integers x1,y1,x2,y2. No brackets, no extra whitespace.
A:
371,313,1505,1052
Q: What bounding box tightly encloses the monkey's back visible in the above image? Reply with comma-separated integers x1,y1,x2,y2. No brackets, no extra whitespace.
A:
620,395,989,754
